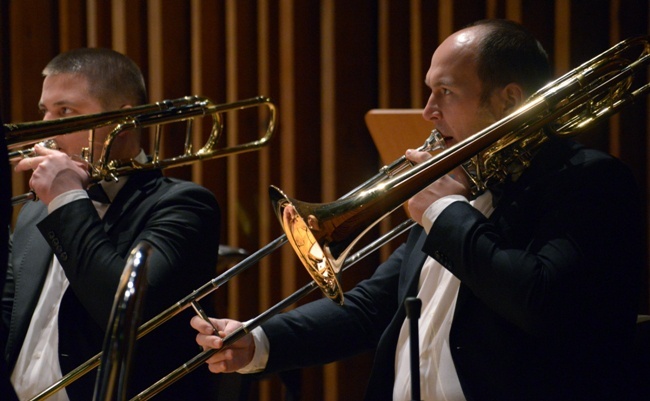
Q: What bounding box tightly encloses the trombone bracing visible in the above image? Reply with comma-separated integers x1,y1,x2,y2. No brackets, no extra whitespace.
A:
270,34,650,305
29,130,444,401
7,95,277,205
28,34,650,399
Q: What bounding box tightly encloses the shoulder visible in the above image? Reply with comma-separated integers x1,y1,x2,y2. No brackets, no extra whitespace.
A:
160,175,214,194
524,139,642,213
158,176,218,207
528,138,635,184
129,171,217,202
113,172,220,221
564,141,637,189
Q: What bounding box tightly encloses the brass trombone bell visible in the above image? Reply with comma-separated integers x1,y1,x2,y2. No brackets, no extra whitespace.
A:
270,34,650,305
26,34,650,400
271,129,446,304
117,33,650,400
26,130,443,401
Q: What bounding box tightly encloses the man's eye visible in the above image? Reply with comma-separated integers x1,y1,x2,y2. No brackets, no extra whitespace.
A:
442,88,452,95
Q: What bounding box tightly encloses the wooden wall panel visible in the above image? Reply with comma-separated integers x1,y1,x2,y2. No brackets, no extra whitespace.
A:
7,0,58,218
59,0,88,50
2,1,649,400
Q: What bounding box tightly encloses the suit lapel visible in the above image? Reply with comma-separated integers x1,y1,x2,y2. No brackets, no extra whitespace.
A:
365,228,429,400
384,230,428,347
7,202,52,365
12,202,51,298
398,229,428,301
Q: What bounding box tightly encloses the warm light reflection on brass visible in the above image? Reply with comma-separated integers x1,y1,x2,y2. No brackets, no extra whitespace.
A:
281,202,343,304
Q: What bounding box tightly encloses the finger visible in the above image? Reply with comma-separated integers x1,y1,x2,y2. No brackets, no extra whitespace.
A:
191,315,216,334
14,157,36,172
206,349,236,373
32,143,60,156
70,154,93,172
196,332,223,349
207,360,229,374
405,149,433,164
448,167,471,186
220,318,243,332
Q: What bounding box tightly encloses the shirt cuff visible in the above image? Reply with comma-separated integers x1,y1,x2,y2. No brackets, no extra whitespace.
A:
236,326,270,374
421,195,469,234
47,189,89,214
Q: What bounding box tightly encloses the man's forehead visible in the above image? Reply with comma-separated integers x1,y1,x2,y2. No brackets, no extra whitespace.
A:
41,73,91,98
39,73,103,111
44,71,88,84
427,32,480,83
440,27,483,55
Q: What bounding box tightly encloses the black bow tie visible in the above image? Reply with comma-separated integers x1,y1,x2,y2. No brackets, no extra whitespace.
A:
86,183,111,204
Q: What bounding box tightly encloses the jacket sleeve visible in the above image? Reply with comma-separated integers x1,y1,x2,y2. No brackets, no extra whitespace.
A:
424,150,643,339
261,242,407,373
36,180,220,330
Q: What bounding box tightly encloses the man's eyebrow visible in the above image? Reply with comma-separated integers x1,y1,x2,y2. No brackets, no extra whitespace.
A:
426,78,454,88
39,99,75,109
52,100,74,106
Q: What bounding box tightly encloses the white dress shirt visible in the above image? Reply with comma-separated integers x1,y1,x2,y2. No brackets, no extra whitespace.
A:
240,191,494,401
393,191,493,401
10,255,71,401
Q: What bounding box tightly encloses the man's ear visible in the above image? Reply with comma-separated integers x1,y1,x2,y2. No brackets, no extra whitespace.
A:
500,83,525,113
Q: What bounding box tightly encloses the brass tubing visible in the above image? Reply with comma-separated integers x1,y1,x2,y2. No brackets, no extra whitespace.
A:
131,219,416,401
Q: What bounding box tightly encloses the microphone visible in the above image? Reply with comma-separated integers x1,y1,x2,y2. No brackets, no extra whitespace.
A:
404,297,422,401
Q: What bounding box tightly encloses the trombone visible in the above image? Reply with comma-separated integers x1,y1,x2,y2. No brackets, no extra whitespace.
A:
7,95,277,205
29,129,445,401
94,242,153,401
270,34,650,304
31,34,650,399
127,34,650,399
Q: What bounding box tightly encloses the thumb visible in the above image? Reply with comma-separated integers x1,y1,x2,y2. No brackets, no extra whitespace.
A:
405,149,433,164
33,143,61,156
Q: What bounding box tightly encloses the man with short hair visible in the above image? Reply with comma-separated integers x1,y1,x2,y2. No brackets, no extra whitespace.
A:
193,20,643,400
3,48,224,400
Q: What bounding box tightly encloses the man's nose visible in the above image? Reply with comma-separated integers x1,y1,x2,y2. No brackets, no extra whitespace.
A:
422,94,441,120
422,106,441,122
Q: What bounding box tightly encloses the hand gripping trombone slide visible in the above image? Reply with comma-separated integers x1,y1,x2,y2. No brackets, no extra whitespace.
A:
29,34,650,399
138,34,650,399
29,129,444,401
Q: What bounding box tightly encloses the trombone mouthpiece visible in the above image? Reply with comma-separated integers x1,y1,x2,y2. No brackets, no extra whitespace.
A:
422,129,445,152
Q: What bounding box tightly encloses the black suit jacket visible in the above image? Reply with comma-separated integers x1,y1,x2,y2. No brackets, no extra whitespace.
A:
0,112,18,401
260,139,643,400
2,170,223,400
